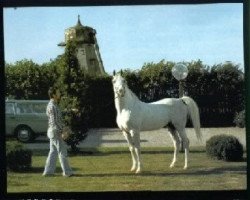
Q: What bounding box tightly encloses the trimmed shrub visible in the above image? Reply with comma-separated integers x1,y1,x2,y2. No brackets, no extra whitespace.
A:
6,141,32,171
206,135,243,161
234,110,245,128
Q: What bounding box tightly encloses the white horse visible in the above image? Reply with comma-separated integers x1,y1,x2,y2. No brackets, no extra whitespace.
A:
112,73,202,174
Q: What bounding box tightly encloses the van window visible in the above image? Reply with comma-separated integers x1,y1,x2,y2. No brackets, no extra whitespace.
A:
6,103,15,114
16,103,33,113
32,103,47,114
16,103,47,114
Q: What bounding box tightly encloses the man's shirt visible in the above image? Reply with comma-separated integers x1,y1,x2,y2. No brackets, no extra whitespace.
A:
46,99,64,133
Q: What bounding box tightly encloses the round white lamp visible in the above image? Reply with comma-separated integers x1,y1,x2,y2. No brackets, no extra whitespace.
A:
172,63,189,97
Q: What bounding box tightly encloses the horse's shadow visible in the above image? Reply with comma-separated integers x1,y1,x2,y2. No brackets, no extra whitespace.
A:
70,165,246,177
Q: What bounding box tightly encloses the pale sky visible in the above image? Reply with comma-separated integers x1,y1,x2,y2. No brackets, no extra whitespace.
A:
4,3,243,74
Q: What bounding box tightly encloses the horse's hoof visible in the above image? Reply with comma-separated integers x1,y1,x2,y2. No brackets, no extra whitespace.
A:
183,166,188,170
135,168,141,174
170,163,175,168
131,166,136,172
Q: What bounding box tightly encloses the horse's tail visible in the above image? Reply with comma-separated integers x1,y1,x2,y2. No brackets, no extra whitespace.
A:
181,96,202,142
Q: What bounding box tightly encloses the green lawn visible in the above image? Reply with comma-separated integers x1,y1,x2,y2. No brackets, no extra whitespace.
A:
7,147,247,192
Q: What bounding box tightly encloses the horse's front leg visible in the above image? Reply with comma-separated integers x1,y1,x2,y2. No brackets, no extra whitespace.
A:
131,130,142,174
122,131,137,172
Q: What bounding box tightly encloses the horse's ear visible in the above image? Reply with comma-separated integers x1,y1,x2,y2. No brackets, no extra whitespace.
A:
113,70,116,76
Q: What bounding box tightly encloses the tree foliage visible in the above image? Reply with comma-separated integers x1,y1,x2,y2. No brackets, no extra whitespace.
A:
5,59,55,99
5,58,245,132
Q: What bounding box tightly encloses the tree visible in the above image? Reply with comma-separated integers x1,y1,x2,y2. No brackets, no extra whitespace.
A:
5,59,51,100
56,41,90,153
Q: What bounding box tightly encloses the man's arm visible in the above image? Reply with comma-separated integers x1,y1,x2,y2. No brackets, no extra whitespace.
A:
48,105,63,133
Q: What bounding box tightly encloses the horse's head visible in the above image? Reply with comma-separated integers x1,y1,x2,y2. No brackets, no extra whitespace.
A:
112,73,127,98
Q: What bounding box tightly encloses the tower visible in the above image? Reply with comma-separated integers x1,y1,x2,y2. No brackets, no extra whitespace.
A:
58,16,105,76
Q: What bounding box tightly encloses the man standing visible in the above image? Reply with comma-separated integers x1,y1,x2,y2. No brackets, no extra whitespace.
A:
43,86,73,177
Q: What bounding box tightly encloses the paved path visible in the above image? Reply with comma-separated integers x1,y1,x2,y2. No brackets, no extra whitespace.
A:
25,127,246,150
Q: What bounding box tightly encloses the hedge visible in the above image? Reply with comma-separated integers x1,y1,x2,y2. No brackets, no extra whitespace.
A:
5,58,245,128
206,135,243,161
6,141,32,171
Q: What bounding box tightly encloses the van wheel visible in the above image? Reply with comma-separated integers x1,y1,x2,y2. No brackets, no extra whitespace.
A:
15,126,35,143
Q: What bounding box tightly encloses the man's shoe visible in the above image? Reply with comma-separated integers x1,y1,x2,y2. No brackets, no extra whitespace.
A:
42,173,54,177
63,173,74,177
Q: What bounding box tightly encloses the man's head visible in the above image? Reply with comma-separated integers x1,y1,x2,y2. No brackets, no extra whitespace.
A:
48,86,61,102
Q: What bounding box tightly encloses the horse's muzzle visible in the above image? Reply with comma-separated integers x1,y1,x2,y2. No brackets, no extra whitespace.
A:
115,88,125,97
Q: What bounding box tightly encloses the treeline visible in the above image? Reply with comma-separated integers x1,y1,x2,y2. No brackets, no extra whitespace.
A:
5,57,245,127
123,60,245,127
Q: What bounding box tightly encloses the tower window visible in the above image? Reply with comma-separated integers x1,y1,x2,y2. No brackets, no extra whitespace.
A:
90,59,96,66
80,49,85,55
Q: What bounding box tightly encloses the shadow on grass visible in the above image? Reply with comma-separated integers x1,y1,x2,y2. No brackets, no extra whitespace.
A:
67,150,207,156
19,167,63,173
67,165,246,178
20,166,83,174
193,166,247,175
9,164,246,177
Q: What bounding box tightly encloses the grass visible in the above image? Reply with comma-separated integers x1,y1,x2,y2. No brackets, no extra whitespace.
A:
7,147,246,193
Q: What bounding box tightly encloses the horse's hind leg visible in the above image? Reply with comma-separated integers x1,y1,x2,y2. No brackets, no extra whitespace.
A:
177,128,189,169
168,127,180,168
123,131,137,172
